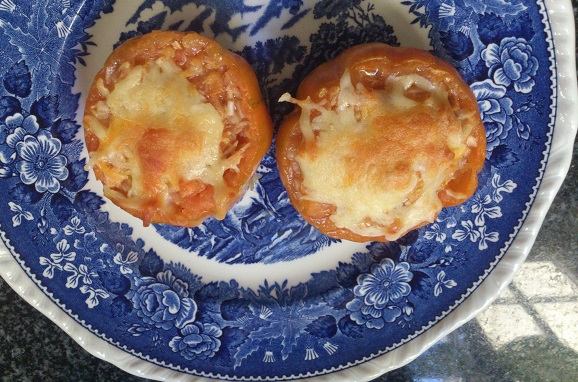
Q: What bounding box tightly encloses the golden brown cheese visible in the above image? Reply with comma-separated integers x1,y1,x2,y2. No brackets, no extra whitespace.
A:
86,58,242,215
280,70,476,240
83,31,273,227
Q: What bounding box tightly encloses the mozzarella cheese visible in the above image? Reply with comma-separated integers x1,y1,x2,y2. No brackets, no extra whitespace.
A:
281,70,473,240
85,58,241,216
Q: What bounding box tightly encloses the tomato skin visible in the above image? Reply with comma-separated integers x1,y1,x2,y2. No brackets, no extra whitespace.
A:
276,43,486,242
84,31,273,226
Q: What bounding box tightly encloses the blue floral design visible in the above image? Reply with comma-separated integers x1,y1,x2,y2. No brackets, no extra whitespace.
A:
0,0,556,378
482,37,539,93
8,202,33,227
281,0,303,14
169,322,222,360
74,232,107,256
132,270,197,330
355,259,413,308
471,79,513,151
0,113,39,164
423,223,446,243
346,259,413,329
15,130,68,193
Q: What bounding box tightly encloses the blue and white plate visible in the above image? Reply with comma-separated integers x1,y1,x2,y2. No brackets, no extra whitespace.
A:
0,0,576,380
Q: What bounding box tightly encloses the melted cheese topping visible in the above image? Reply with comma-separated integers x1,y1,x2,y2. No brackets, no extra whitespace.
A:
281,70,473,240
86,58,241,215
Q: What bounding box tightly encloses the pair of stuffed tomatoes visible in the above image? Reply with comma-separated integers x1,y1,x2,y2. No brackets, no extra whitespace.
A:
84,34,485,240
277,43,486,243
84,31,272,227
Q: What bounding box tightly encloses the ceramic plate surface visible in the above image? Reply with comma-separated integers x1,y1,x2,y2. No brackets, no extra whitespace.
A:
0,0,576,380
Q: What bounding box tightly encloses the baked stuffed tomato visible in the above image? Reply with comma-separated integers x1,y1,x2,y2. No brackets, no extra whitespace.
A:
277,43,486,242
83,31,273,227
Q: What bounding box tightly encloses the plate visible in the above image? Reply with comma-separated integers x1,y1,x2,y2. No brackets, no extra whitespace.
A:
0,0,576,381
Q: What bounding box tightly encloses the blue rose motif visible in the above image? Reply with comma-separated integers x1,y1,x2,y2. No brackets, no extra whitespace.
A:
346,258,413,329
0,113,39,164
132,270,197,330
169,322,222,360
471,79,514,151
15,130,68,193
482,37,539,93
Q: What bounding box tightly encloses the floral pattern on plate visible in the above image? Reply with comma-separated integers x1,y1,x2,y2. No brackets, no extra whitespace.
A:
0,0,556,379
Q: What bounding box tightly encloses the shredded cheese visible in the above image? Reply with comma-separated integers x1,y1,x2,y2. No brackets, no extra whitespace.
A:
85,57,242,215
280,70,472,240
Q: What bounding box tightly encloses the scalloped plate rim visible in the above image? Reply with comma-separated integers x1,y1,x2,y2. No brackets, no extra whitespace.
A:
0,0,576,381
